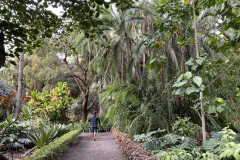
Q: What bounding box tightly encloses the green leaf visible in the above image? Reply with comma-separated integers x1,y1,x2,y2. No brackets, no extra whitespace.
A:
9,61,17,65
8,54,15,58
196,57,205,65
185,58,194,66
15,48,24,52
206,105,217,114
215,98,225,104
10,137,14,142
185,86,200,95
176,74,184,82
184,0,190,4
200,84,205,91
216,106,225,113
175,88,185,95
233,148,240,160
104,3,109,8
191,65,198,71
183,71,192,80
173,80,188,87
95,12,100,18
220,148,234,158
193,76,202,87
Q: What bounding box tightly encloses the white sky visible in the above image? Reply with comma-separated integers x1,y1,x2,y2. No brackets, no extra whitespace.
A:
47,6,64,16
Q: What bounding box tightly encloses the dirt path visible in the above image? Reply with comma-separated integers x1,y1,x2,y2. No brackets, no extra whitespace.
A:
60,132,126,160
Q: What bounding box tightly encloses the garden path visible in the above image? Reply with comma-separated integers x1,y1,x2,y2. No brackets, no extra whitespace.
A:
60,132,126,160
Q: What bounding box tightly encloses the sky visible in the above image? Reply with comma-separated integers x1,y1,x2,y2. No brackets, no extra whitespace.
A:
47,6,64,16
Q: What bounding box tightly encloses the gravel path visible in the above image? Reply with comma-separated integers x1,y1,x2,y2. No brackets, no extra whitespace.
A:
60,132,126,160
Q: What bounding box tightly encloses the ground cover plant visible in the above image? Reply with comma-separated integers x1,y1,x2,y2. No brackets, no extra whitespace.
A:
133,118,240,160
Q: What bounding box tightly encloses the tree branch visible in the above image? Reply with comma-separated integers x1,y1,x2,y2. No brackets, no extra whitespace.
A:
63,56,85,93
0,112,20,143
87,96,97,111
206,53,240,88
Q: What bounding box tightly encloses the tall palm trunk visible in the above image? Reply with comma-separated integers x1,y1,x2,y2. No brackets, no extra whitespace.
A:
15,52,24,117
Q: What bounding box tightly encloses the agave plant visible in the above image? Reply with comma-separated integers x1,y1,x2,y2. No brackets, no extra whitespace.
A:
27,123,69,148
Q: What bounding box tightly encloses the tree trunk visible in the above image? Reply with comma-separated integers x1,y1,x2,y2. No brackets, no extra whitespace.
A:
82,94,88,123
100,103,104,115
121,51,125,83
6,109,10,117
161,67,165,90
193,2,207,141
0,31,6,68
15,52,24,117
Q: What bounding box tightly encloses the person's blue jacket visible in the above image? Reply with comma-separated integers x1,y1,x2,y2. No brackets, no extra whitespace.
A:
88,115,100,128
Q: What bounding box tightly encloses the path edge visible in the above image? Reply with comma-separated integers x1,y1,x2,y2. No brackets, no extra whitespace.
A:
25,128,82,160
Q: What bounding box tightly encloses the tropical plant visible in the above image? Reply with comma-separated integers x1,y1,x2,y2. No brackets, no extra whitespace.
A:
172,117,199,137
28,82,73,122
0,81,16,118
27,123,69,149
1,134,31,151
0,120,32,151
157,148,193,160
79,122,91,132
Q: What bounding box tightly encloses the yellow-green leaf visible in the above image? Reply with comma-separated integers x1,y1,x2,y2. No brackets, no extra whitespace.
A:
184,0,190,4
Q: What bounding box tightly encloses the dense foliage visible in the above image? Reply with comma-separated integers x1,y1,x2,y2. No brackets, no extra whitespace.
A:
134,119,240,160
0,0,240,159
27,82,73,122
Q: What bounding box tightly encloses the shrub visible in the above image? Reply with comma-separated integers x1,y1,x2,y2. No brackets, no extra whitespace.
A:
25,128,82,160
27,123,69,148
79,122,91,132
157,148,193,160
1,119,32,151
172,117,199,137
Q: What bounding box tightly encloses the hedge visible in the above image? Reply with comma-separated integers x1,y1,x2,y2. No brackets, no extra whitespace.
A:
25,128,82,160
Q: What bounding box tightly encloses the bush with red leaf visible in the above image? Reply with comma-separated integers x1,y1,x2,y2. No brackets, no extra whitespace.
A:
112,127,158,160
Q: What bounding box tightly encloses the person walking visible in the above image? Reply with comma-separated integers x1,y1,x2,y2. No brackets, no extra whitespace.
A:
88,111,100,141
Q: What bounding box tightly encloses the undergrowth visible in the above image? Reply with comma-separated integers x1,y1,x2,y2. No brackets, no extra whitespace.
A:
133,118,240,160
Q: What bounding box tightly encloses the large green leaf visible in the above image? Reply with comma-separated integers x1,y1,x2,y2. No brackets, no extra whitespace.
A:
173,80,188,87
216,106,225,113
220,148,234,159
206,105,217,114
185,86,200,95
193,76,202,87
185,58,194,66
196,57,205,65
176,74,184,82
183,71,192,80
175,88,185,95
233,148,240,160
